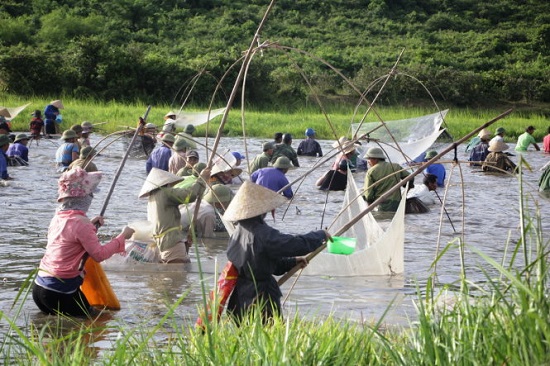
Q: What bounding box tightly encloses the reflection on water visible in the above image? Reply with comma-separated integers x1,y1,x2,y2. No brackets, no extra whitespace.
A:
1,133,549,345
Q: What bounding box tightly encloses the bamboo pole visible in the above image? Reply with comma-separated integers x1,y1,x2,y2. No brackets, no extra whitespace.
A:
193,0,278,334
98,106,150,217
278,108,513,286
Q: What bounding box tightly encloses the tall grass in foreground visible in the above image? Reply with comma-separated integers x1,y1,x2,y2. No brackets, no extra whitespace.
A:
1,172,549,365
2,94,549,141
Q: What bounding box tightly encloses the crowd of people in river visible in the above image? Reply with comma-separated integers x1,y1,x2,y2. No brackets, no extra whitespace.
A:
2,102,550,321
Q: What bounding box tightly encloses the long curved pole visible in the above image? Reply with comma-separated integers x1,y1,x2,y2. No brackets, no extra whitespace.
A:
278,108,513,286
98,106,150,217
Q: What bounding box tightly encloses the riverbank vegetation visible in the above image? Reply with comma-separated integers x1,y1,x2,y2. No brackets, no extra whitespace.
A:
2,180,549,365
1,1,549,109
2,94,549,142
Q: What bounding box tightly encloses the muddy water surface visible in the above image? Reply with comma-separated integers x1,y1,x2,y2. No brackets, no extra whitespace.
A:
1,132,549,344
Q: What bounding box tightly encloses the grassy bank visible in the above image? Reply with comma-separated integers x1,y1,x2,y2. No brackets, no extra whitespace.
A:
2,95,549,143
1,172,549,365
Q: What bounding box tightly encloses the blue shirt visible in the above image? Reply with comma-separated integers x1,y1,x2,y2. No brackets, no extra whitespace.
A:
146,145,172,173
55,142,79,170
426,163,446,187
7,142,29,162
0,151,9,179
469,142,489,166
44,104,59,124
250,167,293,198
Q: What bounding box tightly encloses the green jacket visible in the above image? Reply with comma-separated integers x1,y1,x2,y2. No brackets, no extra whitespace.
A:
147,181,204,251
249,152,271,174
271,143,300,167
364,161,410,212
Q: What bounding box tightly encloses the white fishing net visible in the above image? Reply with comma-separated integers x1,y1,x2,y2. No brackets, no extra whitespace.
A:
173,107,226,128
301,172,405,276
351,110,448,164
5,103,31,121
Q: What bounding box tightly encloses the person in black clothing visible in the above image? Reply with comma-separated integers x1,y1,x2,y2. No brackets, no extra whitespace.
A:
223,181,329,323
316,159,349,191
273,132,283,144
297,128,323,157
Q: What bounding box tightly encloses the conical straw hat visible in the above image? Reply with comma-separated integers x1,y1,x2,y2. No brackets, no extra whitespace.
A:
0,108,11,118
222,180,289,222
164,111,177,119
478,128,491,139
211,149,237,175
138,168,184,198
332,136,349,148
50,100,64,109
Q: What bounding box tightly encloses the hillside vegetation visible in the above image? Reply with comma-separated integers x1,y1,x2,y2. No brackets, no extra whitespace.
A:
1,0,549,110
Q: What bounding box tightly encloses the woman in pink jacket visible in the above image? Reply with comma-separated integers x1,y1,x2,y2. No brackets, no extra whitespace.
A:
32,167,134,317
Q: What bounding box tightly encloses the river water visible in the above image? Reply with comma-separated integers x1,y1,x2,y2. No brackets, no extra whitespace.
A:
1,131,549,344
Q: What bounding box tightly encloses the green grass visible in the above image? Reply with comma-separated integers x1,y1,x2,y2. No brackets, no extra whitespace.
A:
2,94,549,142
2,162,550,365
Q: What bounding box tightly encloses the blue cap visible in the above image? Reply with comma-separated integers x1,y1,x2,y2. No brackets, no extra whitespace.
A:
305,128,315,137
232,151,245,160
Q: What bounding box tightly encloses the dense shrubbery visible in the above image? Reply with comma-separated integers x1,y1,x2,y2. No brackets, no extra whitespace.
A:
0,0,548,108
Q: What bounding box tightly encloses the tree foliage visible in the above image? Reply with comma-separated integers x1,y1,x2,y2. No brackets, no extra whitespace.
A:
0,0,548,108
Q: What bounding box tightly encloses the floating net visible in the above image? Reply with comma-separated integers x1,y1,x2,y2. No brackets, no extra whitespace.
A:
351,110,448,164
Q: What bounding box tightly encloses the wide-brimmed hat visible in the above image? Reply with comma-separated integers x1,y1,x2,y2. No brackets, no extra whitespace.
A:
273,156,292,169
478,128,491,139
138,168,184,198
488,140,509,152
57,167,102,202
263,142,275,151
14,133,29,143
425,150,438,159
145,122,157,130
204,184,234,205
61,129,78,140
342,141,358,154
172,137,189,151
80,146,96,158
222,180,289,222
211,150,237,175
162,133,175,143
332,136,349,148
71,124,83,134
0,134,10,146
164,111,177,119
81,121,93,129
192,162,207,177
175,133,197,149
50,100,64,109
184,124,196,134
364,147,386,160
495,127,506,135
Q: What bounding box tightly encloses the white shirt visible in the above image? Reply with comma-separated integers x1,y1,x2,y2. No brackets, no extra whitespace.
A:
407,184,436,205
489,135,504,145
180,201,217,237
